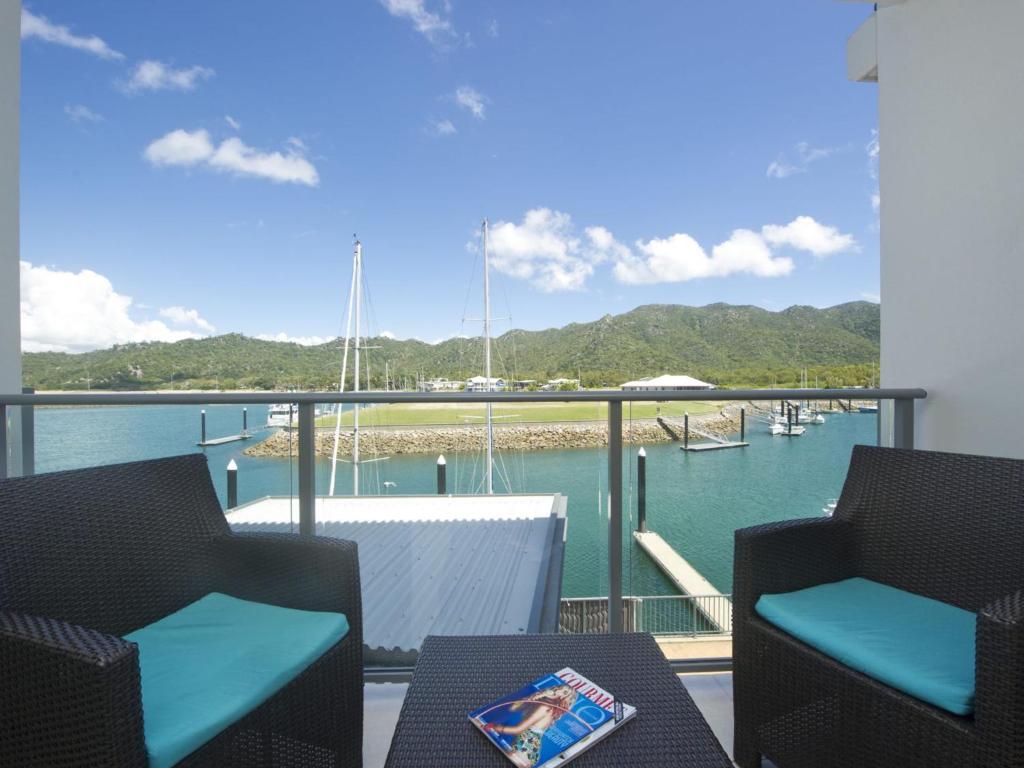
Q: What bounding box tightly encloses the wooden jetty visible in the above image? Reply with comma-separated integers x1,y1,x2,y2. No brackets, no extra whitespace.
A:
633,530,732,633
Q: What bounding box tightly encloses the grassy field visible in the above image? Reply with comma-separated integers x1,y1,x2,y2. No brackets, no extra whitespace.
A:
313,400,723,428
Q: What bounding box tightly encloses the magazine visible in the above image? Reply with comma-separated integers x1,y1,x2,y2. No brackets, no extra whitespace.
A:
469,667,637,767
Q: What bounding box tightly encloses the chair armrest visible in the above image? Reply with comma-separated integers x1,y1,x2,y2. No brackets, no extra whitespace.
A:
975,590,1024,760
212,532,362,645
733,517,857,626
0,611,147,767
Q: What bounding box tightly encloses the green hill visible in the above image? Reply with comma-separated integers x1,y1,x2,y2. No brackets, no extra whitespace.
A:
21,301,880,391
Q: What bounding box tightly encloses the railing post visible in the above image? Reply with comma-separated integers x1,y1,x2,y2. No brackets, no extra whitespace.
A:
21,387,34,476
297,402,316,535
893,398,915,450
0,403,7,480
608,400,623,633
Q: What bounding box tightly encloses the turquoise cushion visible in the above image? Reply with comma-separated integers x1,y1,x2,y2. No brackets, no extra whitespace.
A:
125,593,349,768
755,577,975,716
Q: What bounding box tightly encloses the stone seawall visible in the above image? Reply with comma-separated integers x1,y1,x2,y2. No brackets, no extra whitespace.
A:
244,411,742,458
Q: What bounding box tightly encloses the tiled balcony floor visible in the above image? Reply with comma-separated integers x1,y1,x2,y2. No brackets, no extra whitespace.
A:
364,672,756,767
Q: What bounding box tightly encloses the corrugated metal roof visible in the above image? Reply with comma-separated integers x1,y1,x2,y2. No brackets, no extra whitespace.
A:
227,495,566,663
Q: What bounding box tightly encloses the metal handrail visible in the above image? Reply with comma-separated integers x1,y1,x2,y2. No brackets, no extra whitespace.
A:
0,387,926,632
0,387,926,406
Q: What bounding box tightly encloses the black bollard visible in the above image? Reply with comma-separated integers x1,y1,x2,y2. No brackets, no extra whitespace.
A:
637,448,647,533
226,459,238,509
436,454,447,495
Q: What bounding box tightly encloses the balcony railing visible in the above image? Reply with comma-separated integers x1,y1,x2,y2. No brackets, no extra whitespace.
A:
0,387,926,634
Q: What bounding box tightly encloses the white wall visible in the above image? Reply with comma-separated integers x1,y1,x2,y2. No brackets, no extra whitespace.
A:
872,0,1024,459
1,0,21,472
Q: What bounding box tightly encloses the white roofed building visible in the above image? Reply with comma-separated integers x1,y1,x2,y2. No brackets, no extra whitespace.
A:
621,375,716,391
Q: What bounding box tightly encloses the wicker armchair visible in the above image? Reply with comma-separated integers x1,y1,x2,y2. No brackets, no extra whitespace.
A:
0,454,363,767
733,445,1024,768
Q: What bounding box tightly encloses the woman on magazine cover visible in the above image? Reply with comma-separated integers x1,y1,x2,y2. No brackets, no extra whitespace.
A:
484,684,580,767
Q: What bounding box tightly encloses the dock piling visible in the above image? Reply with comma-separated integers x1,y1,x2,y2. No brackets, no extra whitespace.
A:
226,459,238,509
436,454,447,495
637,447,647,533
683,413,689,450
740,406,746,442
242,408,248,436
201,410,207,445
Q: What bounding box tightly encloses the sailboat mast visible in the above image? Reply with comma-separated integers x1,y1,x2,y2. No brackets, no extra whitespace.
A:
483,219,494,495
328,244,359,497
353,240,362,496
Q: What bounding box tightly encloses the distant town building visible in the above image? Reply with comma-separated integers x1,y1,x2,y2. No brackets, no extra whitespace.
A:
512,380,537,391
541,378,580,391
418,377,462,392
620,374,716,391
465,375,507,392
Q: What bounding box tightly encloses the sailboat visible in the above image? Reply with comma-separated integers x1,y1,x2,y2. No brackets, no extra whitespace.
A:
328,239,387,497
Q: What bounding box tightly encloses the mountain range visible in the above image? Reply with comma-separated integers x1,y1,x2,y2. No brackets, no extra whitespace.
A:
21,301,880,390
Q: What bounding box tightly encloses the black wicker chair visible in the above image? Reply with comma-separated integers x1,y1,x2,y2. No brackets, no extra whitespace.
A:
0,454,363,767
733,445,1024,768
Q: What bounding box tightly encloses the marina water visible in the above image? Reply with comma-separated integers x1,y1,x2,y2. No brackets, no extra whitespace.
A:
33,404,875,597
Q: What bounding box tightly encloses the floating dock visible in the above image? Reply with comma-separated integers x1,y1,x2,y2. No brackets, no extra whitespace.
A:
658,417,748,452
633,530,732,633
197,433,251,447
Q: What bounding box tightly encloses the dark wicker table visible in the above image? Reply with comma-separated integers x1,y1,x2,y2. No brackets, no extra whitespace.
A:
384,633,731,767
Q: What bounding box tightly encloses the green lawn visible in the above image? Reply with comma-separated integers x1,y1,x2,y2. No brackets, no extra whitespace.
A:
314,400,723,427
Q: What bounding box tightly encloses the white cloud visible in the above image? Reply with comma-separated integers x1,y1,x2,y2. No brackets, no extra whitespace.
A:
614,229,793,285
455,86,486,119
487,19,499,38
861,292,880,303
21,9,123,60
209,137,319,186
121,60,214,93
378,0,453,45
871,192,881,213
159,306,215,333
64,104,103,123
867,130,881,214
428,118,457,136
767,141,839,179
761,216,856,257
143,129,319,186
225,115,242,131
380,330,397,339
20,261,209,353
487,208,611,292
143,128,215,167
255,333,333,346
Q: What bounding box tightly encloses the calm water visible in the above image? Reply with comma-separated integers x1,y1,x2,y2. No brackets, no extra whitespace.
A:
33,404,876,597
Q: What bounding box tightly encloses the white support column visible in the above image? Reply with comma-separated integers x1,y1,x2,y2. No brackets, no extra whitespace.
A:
1,1,22,476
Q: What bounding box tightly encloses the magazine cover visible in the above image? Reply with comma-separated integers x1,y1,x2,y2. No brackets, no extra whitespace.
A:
469,667,636,767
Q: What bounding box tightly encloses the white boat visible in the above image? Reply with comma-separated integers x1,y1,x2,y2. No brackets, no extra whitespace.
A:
770,421,806,436
812,412,826,424
266,403,294,427
859,404,879,413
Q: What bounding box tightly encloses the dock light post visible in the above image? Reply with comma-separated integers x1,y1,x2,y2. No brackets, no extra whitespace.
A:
740,406,746,442
436,455,447,495
226,459,238,509
637,447,647,533
201,410,207,445
683,412,689,450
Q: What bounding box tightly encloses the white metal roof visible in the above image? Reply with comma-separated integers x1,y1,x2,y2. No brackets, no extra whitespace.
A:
227,494,566,663
620,374,715,389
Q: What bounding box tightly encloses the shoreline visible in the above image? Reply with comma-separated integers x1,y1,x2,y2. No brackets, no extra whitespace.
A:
244,410,743,457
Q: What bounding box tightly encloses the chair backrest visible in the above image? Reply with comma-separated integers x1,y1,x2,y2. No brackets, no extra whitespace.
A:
0,454,229,635
835,445,1024,612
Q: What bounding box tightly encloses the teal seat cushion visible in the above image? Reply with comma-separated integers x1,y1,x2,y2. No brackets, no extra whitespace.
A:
755,577,975,716
124,592,349,768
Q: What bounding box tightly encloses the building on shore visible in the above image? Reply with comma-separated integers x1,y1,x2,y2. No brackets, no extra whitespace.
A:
620,374,716,391
418,377,462,392
542,378,580,391
465,375,507,392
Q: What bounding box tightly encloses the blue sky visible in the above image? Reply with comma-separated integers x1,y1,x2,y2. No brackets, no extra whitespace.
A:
19,0,879,352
